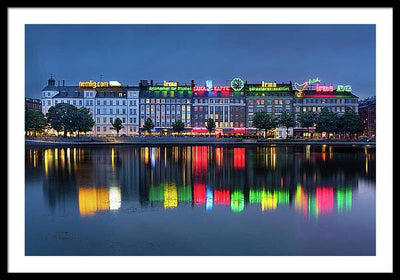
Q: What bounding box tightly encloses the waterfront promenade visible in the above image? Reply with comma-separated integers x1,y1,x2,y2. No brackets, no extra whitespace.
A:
25,136,375,147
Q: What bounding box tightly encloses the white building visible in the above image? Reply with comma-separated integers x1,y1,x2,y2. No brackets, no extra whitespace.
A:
41,78,140,136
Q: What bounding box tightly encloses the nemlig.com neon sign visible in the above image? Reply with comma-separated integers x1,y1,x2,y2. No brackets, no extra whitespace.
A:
79,80,109,88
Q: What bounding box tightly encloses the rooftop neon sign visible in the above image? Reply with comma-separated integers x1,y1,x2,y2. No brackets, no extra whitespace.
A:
149,86,191,91
248,86,290,92
336,85,352,92
316,84,334,92
193,86,232,92
261,81,277,87
79,80,109,88
163,81,178,87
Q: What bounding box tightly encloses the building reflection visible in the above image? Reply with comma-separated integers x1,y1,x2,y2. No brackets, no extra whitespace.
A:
26,145,375,219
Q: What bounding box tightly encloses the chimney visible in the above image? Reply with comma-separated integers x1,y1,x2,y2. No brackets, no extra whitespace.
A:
191,80,195,87
57,80,60,86
150,80,153,86
62,80,65,86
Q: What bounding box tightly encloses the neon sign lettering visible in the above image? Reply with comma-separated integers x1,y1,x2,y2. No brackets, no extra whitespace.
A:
149,86,191,91
316,84,334,92
308,77,320,84
336,85,352,92
248,86,290,92
261,81,277,87
193,86,232,92
79,80,109,88
163,81,178,87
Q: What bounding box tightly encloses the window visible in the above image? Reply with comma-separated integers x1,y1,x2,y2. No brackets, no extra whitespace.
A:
103,117,107,123
110,108,113,114
97,109,100,114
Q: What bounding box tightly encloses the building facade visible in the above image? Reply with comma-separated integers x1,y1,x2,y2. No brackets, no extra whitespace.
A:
41,78,140,136
192,83,246,129
244,82,293,127
25,97,42,113
358,96,376,137
40,77,362,136
292,81,359,124
139,80,193,131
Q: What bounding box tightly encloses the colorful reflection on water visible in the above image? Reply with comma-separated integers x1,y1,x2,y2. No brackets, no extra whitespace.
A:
26,145,375,219
25,145,375,256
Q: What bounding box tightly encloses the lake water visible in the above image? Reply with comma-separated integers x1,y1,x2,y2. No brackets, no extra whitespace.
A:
25,144,376,256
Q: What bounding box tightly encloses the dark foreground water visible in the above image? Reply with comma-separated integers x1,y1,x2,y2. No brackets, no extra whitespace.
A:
25,144,375,256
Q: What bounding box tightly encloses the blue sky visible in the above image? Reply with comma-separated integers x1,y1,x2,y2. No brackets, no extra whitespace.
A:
25,24,375,99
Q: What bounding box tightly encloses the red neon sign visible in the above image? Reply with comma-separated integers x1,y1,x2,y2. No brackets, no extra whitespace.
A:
316,84,334,92
193,86,232,92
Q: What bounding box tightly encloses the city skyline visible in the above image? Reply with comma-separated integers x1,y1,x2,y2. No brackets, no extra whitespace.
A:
25,24,376,99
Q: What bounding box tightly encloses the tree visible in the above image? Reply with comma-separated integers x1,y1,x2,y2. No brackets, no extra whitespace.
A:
111,117,124,136
278,111,296,139
46,103,77,137
171,119,185,135
74,108,95,137
143,117,154,134
299,111,316,135
315,108,340,138
252,112,277,137
205,118,216,136
338,108,365,138
25,111,47,136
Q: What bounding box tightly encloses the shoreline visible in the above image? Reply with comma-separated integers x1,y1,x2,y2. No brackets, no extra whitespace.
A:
25,137,376,147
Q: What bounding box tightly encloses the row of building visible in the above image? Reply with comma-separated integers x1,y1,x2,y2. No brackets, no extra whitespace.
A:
34,77,374,136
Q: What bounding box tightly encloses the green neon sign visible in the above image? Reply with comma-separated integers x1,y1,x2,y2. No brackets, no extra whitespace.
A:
336,85,352,92
149,86,191,91
248,86,290,92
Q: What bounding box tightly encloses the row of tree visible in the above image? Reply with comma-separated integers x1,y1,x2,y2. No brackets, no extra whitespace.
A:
26,103,97,137
26,103,364,138
252,108,364,138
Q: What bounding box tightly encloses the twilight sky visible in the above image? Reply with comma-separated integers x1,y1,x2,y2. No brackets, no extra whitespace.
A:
25,24,375,99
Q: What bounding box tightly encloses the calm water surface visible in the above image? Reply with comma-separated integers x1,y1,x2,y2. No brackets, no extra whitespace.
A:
25,144,375,256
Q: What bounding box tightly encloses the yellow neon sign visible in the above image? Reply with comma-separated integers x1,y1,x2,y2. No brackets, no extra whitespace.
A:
163,81,178,87
261,81,277,88
79,80,109,88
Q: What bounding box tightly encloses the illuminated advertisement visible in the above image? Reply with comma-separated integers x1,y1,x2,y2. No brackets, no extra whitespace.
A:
336,85,352,92
248,86,290,92
163,81,178,87
79,80,109,88
148,86,191,91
